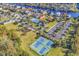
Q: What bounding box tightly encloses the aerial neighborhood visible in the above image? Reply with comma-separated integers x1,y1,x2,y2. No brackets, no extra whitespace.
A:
0,3,79,56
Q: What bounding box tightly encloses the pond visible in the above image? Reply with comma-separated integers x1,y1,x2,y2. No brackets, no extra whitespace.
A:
15,4,79,18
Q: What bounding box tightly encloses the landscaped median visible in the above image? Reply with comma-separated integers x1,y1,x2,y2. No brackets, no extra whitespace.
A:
45,20,57,32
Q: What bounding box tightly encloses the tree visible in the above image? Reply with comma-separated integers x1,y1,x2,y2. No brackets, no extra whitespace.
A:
0,39,17,56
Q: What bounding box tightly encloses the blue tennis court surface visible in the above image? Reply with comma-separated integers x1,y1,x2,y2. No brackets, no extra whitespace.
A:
30,36,54,55
30,18,40,24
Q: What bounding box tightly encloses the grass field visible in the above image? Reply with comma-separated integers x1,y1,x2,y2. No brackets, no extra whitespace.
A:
4,23,38,56
4,23,17,30
45,21,57,32
0,17,9,22
20,31,38,56
47,47,65,56
75,26,79,55
69,26,74,31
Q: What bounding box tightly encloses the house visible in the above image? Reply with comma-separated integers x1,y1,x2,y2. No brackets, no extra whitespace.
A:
56,12,61,16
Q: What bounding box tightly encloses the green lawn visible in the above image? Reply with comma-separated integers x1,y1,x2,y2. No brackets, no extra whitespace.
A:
20,31,38,56
69,26,74,31
4,23,38,56
47,47,65,56
46,21,57,32
0,17,9,22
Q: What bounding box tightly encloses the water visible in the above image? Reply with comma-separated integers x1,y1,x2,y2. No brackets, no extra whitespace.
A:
68,12,79,18
15,4,79,18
